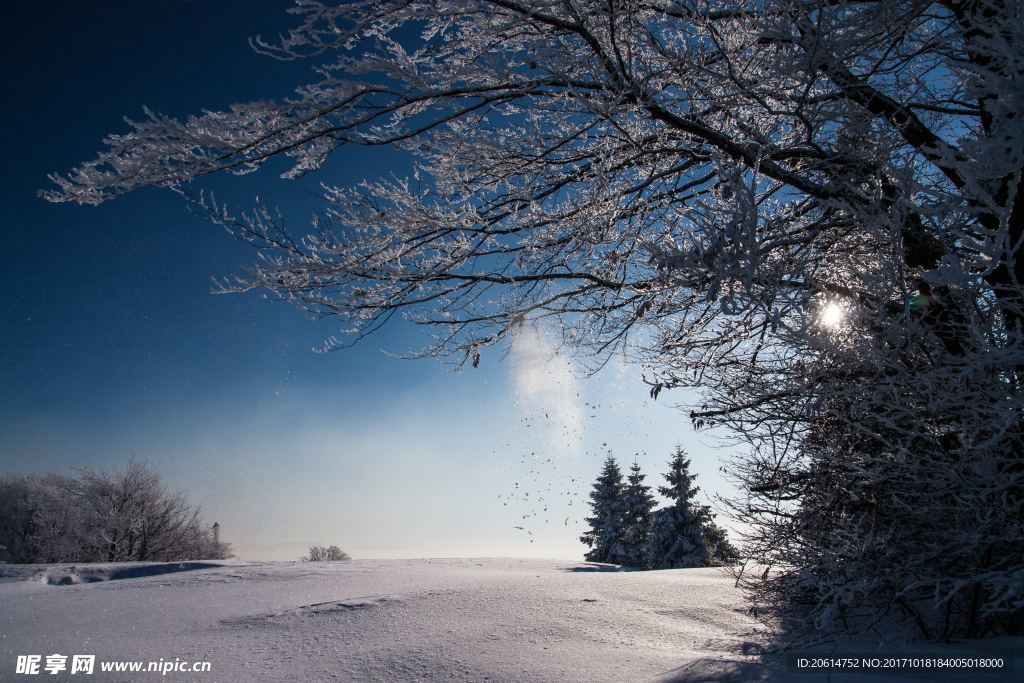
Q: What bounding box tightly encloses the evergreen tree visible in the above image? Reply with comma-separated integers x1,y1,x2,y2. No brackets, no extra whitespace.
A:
702,522,740,567
619,462,657,568
579,455,625,564
644,446,713,569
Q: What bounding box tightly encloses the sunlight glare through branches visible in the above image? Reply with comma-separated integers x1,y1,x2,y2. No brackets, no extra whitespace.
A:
818,301,845,330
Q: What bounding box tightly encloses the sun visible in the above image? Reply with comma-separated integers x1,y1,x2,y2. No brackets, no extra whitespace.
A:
819,301,845,329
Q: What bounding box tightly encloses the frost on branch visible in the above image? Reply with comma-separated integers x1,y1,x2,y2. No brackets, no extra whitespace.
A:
45,0,1024,641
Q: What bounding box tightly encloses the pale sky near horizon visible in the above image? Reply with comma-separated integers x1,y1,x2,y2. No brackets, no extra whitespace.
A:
0,0,740,561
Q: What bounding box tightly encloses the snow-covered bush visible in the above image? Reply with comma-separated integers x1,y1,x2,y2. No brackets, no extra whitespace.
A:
302,545,351,562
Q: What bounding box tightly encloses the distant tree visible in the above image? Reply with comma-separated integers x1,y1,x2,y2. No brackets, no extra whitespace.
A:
0,473,81,563
205,522,234,560
29,474,89,563
182,521,234,561
0,475,37,563
303,545,351,561
74,459,203,562
579,455,626,564
619,462,658,568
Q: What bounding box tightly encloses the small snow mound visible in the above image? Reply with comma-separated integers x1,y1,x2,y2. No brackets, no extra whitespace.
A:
219,595,399,631
42,562,223,586
300,597,392,616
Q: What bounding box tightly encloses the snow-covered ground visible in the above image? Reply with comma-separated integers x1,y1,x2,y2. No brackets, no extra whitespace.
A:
0,559,1018,682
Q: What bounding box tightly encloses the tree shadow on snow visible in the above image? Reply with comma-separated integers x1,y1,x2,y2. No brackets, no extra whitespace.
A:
560,562,639,572
659,655,785,682
661,620,794,681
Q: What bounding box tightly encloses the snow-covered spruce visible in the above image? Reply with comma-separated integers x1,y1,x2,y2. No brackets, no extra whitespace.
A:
579,455,626,565
579,449,736,570
645,446,735,570
618,462,658,569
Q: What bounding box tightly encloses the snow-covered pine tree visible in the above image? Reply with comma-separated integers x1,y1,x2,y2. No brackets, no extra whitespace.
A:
579,455,625,564
619,462,657,568
644,446,712,569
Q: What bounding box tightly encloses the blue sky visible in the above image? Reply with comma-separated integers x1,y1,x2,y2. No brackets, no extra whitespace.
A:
0,0,737,560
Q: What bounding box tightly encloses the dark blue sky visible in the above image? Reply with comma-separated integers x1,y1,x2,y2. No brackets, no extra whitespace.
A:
2,1,425,421
0,1,731,559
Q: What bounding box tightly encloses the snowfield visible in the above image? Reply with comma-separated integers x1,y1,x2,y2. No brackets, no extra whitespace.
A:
0,559,1017,682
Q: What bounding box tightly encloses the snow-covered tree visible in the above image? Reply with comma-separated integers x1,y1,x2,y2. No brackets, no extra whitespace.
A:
644,446,712,569
44,0,1024,639
619,462,658,568
0,473,83,564
0,474,40,563
74,459,204,562
580,455,626,564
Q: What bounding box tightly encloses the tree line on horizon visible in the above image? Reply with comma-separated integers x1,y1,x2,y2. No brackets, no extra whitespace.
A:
0,459,232,564
580,446,737,569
